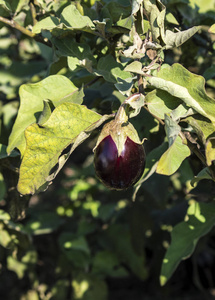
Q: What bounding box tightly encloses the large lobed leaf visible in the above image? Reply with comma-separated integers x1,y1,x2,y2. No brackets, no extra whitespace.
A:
160,200,215,286
147,63,215,124
17,103,106,195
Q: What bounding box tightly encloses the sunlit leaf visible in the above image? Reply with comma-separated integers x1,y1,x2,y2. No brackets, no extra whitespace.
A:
157,136,191,175
165,12,179,25
32,16,60,34
60,4,95,30
145,89,181,119
209,24,215,34
7,75,80,156
163,26,200,50
147,64,215,123
72,272,108,300
17,103,108,195
206,137,215,166
160,201,215,286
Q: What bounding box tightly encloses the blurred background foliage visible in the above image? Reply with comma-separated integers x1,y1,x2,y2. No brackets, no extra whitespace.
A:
0,0,215,299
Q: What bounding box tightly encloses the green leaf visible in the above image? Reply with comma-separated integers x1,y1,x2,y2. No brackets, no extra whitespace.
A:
190,0,215,13
53,37,96,72
206,137,215,166
92,250,128,277
116,15,133,30
191,167,213,186
209,24,215,34
124,61,144,75
60,4,95,30
0,144,19,159
2,0,28,13
164,114,181,146
160,201,215,286
165,12,179,25
72,272,108,300
0,0,11,12
17,103,106,195
157,136,191,175
58,234,91,268
185,115,215,145
37,100,54,126
93,20,106,38
7,256,27,279
59,234,90,255
114,77,134,96
145,89,182,119
32,16,60,34
147,64,215,123
143,0,166,41
94,55,131,84
7,75,80,156
163,26,200,50
170,104,194,121
203,64,215,81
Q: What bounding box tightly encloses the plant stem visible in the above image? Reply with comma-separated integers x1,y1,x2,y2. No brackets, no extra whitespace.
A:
0,16,35,37
137,74,144,94
144,106,165,125
115,103,129,124
0,16,52,47
30,2,37,26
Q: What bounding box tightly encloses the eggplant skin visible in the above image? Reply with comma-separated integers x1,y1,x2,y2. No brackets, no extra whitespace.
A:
94,135,145,190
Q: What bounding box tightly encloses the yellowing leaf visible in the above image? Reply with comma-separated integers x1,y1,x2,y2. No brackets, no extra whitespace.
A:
7,75,80,156
206,137,215,166
17,103,102,195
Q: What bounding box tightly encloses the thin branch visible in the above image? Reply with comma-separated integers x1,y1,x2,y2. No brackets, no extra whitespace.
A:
144,105,165,125
0,16,52,47
0,15,35,37
30,2,37,26
137,74,144,94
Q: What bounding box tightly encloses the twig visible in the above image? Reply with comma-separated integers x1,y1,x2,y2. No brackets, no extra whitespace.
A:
30,2,37,26
0,16,35,37
137,74,144,94
0,16,52,47
144,105,165,125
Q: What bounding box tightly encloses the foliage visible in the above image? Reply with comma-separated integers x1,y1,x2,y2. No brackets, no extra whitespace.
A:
0,0,215,299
